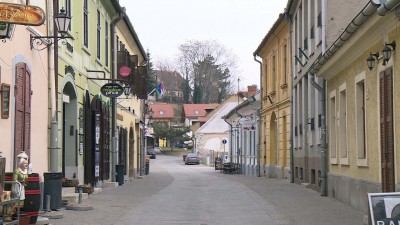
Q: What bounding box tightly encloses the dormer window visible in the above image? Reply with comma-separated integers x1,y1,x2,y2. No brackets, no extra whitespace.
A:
195,110,199,115
159,110,164,115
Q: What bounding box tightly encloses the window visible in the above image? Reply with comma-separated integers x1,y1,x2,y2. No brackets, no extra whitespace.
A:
339,84,348,165
159,110,164,115
356,73,367,166
97,10,101,60
329,90,337,164
283,43,287,85
272,55,276,92
83,0,88,47
105,21,109,67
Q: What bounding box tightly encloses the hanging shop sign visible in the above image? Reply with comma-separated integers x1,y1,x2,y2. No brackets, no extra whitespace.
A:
0,3,45,26
100,83,124,98
119,66,131,78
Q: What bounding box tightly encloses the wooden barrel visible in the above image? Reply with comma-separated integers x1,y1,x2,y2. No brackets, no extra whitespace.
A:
5,172,40,225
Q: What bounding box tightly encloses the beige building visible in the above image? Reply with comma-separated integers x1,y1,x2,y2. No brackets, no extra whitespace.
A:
115,14,147,181
311,1,400,213
0,0,49,174
254,13,291,180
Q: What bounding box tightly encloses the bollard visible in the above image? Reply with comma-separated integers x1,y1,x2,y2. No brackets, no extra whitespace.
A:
46,195,51,212
78,187,83,204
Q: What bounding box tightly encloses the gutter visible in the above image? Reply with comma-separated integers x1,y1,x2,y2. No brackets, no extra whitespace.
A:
309,2,378,74
376,0,400,16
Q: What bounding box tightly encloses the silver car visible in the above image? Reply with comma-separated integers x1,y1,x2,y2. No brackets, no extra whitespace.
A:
185,153,200,165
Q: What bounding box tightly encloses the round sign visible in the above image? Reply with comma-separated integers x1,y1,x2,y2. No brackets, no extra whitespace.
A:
222,139,227,144
100,83,124,98
119,66,131,77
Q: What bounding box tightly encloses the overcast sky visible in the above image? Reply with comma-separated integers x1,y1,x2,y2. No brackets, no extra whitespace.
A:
118,0,287,90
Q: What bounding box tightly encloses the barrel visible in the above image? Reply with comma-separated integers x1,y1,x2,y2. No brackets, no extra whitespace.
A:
5,172,40,225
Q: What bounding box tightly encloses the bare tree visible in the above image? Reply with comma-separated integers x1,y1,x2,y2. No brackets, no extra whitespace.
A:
175,40,238,103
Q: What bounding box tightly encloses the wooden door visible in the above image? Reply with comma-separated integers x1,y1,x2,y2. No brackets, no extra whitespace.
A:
380,67,394,192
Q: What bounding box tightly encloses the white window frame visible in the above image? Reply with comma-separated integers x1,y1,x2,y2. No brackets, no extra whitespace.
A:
329,90,337,164
339,83,348,165
355,72,368,167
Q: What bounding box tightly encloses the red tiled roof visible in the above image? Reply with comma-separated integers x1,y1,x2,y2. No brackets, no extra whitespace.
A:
149,104,174,118
183,104,219,118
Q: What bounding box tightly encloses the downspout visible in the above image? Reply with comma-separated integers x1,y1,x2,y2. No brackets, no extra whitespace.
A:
253,53,262,177
110,8,126,182
49,0,58,172
224,117,234,163
285,12,295,183
310,74,327,196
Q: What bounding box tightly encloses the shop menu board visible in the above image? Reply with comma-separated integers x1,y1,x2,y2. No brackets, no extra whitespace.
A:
368,192,400,225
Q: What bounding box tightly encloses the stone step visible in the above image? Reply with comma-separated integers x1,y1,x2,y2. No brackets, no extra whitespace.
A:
62,192,89,204
62,187,76,195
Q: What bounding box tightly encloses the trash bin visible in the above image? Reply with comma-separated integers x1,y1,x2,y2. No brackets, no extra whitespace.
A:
43,172,63,210
183,155,187,162
116,165,124,185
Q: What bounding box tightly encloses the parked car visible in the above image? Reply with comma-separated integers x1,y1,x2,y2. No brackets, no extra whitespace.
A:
185,153,200,165
146,148,156,159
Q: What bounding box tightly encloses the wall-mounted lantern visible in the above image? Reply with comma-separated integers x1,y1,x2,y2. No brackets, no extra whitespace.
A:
30,8,73,51
382,41,396,63
366,52,379,70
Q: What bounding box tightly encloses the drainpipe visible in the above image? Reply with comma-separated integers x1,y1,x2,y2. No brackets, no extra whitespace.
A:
224,117,234,163
48,0,58,172
110,8,126,182
285,12,295,183
310,74,327,196
253,53,262,177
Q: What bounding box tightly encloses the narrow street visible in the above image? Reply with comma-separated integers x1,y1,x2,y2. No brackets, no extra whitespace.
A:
52,153,364,225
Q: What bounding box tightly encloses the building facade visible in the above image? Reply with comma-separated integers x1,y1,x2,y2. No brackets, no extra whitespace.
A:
285,0,366,193
254,13,291,180
0,0,49,175
312,1,400,212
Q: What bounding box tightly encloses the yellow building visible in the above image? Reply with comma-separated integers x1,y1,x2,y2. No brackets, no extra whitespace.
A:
312,1,400,213
254,13,291,179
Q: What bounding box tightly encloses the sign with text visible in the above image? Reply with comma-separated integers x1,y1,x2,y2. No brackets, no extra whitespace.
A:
100,83,123,98
0,3,45,26
368,192,400,225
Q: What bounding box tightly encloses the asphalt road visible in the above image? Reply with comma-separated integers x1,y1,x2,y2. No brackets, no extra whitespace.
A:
51,153,364,225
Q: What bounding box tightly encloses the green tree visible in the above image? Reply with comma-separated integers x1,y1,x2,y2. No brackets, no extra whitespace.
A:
146,50,157,94
153,124,191,148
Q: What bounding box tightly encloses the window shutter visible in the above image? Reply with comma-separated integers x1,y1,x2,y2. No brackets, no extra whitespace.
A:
14,62,31,165
380,68,394,192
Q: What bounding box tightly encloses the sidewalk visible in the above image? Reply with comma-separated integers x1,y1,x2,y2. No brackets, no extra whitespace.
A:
211,171,366,225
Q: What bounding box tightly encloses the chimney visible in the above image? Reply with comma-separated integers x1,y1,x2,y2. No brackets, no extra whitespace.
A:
247,85,257,97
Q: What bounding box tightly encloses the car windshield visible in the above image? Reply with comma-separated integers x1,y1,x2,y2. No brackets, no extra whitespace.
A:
187,153,197,157
147,149,154,153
